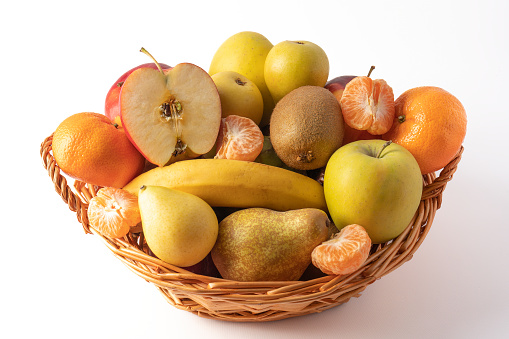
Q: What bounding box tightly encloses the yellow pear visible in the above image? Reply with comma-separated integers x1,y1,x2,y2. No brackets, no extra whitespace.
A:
209,31,274,126
138,185,218,267
264,40,329,104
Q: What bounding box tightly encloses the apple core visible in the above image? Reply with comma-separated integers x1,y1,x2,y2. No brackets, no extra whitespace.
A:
159,99,186,156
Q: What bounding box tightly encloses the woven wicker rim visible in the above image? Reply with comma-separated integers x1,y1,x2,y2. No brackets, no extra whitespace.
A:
40,133,463,322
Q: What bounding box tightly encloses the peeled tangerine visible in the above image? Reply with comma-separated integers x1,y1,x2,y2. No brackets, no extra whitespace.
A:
311,224,371,275
215,115,264,161
87,187,141,238
340,76,395,135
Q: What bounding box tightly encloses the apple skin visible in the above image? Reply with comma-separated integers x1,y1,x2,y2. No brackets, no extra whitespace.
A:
323,140,423,244
105,62,171,126
211,71,264,125
325,75,357,100
183,253,221,278
325,75,380,145
264,40,329,104
209,31,274,127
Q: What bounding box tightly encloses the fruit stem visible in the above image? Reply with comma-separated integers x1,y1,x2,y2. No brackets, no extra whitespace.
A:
140,47,164,75
376,140,392,158
367,66,375,78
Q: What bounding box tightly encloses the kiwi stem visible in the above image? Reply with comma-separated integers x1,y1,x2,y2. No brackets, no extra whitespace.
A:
376,140,392,158
140,47,164,75
367,66,375,77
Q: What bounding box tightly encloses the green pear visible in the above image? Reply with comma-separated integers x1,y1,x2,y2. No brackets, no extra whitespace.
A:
211,71,264,125
138,185,218,267
264,40,329,104
211,208,330,281
209,31,275,127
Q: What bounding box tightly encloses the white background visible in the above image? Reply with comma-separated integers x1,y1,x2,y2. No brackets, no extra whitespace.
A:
2,0,508,338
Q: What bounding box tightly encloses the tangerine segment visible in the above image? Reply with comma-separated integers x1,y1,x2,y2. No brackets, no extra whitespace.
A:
311,224,372,275
340,77,395,135
215,115,264,162
383,86,467,174
87,187,141,238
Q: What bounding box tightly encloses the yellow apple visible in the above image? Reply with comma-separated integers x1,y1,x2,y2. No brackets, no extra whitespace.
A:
323,140,423,244
209,31,274,126
264,40,329,104
211,71,263,125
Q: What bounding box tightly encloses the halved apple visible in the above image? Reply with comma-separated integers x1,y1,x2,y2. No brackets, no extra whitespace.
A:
120,62,222,167
105,62,172,127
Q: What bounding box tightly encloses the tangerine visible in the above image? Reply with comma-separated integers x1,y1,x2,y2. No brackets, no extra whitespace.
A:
215,115,264,161
87,187,141,238
52,112,145,188
382,86,467,174
340,76,395,135
311,224,371,275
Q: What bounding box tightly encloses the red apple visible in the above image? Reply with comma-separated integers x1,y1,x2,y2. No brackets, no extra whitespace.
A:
183,253,221,278
105,62,171,126
120,49,222,167
325,75,379,145
325,75,357,101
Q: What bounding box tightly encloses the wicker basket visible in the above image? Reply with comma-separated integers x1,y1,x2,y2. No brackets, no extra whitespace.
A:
40,133,463,322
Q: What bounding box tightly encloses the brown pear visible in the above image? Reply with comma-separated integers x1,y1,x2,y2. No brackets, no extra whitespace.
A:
211,208,330,281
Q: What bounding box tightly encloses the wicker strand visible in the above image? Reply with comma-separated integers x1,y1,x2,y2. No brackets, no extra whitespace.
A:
40,133,463,322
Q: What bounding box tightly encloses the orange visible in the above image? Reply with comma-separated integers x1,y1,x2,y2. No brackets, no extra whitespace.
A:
87,187,141,238
382,86,467,174
215,115,264,161
52,112,145,188
340,76,395,135
311,224,371,275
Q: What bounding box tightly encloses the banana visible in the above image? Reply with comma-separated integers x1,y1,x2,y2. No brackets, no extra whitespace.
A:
123,159,327,212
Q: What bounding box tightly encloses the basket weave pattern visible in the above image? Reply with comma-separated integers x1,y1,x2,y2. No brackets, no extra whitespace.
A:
40,134,463,322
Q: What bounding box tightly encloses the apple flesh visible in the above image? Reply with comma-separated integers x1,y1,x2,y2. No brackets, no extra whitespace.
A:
325,75,379,145
324,140,423,244
105,63,171,126
120,63,222,167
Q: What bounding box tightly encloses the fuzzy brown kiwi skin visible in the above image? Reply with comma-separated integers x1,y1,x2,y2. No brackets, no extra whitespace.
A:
269,86,345,171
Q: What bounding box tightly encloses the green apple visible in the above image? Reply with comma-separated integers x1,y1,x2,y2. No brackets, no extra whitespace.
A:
209,31,274,127
211,71,263,125
264,40,329,104
323,140,423,244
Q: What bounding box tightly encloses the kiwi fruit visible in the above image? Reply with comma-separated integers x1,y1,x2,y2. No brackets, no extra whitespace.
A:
269,86,344,170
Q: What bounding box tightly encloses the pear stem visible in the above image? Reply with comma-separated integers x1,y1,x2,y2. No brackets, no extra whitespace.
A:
140,47,163,74
376,140,392,158
367,66,375,77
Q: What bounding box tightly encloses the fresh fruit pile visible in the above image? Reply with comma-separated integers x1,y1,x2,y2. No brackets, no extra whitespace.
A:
50,31,467,282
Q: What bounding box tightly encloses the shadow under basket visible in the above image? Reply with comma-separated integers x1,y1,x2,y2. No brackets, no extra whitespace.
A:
40,134,463,322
